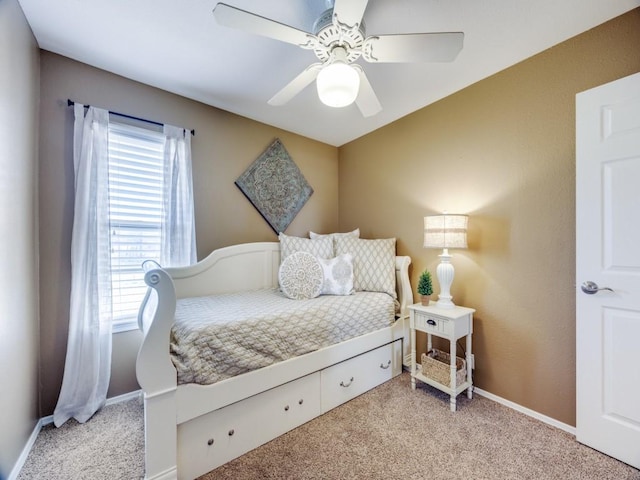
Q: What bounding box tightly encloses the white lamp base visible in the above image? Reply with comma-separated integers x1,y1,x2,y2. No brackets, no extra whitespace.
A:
436,249,455,309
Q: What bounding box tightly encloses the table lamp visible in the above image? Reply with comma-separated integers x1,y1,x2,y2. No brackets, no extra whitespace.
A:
424,214,468,308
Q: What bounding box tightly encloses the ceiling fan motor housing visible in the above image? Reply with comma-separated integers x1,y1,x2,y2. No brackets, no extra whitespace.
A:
312,8,365,63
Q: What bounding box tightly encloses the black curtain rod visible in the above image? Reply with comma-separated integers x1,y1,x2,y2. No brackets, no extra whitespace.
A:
67,99,195,136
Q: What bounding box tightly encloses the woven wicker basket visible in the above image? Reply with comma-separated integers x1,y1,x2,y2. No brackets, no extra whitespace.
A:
421,349,466,387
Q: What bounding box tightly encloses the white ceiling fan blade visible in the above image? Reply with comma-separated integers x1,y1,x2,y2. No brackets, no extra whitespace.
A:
353,65,381,118
332,0,369,29
363,32,464,63
268,63,323,106
213,3,315,48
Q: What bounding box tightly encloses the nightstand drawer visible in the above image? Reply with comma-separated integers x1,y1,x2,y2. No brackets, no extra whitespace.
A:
414,311,452,336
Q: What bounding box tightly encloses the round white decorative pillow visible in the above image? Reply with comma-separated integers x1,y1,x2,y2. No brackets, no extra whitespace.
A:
279,251,323,300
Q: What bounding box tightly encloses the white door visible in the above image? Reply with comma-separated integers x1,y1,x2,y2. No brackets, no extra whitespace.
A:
576,72,640,469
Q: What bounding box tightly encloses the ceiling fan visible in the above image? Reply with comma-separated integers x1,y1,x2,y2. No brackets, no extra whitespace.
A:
212,0,464,117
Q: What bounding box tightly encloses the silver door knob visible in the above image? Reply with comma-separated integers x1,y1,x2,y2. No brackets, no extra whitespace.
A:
581,281,613,295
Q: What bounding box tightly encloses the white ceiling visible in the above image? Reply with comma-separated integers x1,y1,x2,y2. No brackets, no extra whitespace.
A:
18,0,640,146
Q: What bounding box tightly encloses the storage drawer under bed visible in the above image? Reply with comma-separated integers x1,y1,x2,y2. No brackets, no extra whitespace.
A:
320,339,403,413
177,372,321,480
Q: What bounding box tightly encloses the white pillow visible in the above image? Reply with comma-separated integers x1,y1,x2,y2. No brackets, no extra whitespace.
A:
279,233,333,262
309,228,360,240
335,237,396,299
278,251,324,300
318,254,354,296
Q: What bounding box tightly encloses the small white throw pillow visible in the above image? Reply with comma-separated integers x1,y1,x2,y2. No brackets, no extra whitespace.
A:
318,254,355,296
278,251,324,300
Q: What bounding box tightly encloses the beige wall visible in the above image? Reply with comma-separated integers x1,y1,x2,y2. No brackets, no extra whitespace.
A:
338,9,640,426
0,0,40,476
38,52,339,416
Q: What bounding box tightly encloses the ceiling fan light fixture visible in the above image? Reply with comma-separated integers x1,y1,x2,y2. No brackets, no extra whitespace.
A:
316,61,360,108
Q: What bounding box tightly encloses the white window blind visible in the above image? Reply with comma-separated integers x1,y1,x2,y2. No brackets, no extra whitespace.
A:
108,121,164,332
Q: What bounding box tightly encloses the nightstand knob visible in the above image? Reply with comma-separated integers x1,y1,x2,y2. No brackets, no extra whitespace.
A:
427,319,436,326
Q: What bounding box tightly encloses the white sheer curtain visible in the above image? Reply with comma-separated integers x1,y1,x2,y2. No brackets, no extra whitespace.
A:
54,104,112,427
54,114,196,428
161,124,196,266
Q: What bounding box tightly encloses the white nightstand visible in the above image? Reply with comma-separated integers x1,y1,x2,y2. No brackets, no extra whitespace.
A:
409,303,475,411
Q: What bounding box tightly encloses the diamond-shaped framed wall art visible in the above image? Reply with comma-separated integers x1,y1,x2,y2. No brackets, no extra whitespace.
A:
235,139,313,234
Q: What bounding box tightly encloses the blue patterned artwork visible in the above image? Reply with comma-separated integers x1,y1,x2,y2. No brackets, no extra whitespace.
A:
235,139,313,234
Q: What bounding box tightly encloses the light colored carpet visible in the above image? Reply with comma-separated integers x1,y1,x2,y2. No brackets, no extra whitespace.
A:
18,396,144,479
19,373,640,479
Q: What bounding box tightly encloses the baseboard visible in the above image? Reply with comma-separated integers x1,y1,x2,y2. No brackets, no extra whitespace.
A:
474,387,576,435
7,417,43,480
106,389,143,407
9,389,142,479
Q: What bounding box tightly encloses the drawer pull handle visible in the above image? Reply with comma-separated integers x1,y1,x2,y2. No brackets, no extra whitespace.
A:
340,377,354,388
207,438,214,446
427,319,436,326
228,429,235,436
299,399,304,405
380,360,391,369
284,405,290,411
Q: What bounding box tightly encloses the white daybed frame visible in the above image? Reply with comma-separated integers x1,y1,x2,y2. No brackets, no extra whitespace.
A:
136,242,413,480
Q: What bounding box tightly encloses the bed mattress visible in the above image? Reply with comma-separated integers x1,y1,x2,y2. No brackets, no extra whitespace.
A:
170,288,396,385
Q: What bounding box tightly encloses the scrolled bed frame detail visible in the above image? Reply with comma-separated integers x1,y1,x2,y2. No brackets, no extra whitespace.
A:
136,242,413,480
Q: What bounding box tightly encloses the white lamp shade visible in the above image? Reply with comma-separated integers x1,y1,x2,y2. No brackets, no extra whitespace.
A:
316,61,360,108
424,214,468,249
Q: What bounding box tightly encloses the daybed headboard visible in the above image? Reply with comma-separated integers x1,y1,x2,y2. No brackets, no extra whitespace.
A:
166,242,281,298
159,241,412,317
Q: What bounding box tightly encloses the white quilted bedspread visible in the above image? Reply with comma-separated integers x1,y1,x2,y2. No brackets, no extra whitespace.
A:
170,288,396,385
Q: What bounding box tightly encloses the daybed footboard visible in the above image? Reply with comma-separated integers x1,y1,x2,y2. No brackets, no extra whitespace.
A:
136,242,413,480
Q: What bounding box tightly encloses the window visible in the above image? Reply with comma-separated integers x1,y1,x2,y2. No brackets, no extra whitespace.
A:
107,121,164,332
